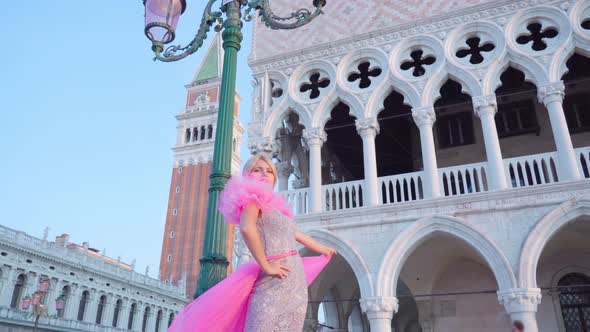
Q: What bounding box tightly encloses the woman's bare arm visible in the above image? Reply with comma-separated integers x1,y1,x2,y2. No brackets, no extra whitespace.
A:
295,231,337,256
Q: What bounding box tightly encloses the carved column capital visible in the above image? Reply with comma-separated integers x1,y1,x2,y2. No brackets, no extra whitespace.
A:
497,288,542,314
412,106,436,128
302,128,327,146
473,94,498,118
360,296,399,320
248,136,274,155
537,81,565,106
355,117,380,138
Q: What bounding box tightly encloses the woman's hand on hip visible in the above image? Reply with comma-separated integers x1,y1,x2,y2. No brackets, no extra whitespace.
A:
262,260,291,279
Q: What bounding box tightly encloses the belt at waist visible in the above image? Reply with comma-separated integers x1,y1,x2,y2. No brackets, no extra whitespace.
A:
266,250,298,261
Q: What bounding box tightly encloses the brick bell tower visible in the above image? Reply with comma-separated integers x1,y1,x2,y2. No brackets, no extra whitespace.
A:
159,33,243,298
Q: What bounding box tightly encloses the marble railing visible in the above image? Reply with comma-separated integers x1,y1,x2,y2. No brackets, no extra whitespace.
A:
281,146,590,215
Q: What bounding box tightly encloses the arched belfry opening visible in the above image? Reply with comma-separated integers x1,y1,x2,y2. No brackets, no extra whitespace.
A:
375,90,417,177
323,102,364,184
274,111,309,191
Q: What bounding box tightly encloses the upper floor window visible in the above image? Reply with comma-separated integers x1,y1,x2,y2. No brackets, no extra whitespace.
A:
495,99,539,137
564,94,590,133
436,112,474,148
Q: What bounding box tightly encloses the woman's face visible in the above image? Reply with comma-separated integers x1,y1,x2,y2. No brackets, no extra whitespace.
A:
248,159,276,185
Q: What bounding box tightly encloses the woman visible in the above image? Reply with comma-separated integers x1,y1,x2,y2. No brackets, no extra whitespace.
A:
168,153,335,332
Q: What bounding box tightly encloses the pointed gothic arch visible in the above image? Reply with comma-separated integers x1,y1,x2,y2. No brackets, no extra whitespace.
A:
377,215,517,297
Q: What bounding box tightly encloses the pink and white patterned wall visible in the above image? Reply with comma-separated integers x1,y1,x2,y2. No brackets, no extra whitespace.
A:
251,0,494,60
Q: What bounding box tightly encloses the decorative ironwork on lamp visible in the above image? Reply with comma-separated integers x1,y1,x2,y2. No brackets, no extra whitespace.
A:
143,0,326,61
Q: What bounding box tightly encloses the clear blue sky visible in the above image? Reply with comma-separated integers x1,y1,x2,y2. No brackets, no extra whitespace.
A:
0,2,253,277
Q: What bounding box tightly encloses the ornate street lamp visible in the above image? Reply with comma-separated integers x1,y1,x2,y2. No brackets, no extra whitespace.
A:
21,277,51,332
143,0,326,298
21,296,32,310
55,296,65,311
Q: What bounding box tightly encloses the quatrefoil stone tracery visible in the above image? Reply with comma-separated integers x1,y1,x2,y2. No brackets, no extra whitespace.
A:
400,49,436,77
456,37,495,64
300,72,330,99
348,61,382,89
516,22,559,51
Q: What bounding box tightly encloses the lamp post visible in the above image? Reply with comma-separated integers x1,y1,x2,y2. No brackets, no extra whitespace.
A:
143,0,326,298
21,277,54,332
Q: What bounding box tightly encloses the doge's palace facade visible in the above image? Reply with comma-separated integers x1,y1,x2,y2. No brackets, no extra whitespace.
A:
246,1,590,331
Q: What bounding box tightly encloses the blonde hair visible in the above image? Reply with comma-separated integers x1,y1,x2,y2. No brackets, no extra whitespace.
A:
242,153,278,186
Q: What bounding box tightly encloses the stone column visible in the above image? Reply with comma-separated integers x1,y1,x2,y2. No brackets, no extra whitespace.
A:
118,299,130,329
276,161,294,192
84,290,98,323
411,107,441,198
355,117,380,206
303,128,327,213
498,288,541,332
158,308,168,332
131,303,143,332
472,95,509,190
0,267,17,307
146,305,157,332
64,285,80,320
360,297,398,332
101,296,114,327
538,81,581,181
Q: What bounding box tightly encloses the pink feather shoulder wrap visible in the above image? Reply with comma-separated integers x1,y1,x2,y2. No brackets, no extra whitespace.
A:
218,175,293,224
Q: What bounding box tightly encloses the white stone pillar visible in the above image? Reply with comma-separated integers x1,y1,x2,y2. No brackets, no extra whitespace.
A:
84,290,98,323
538,81,581,181
131,303,143,332
119,299,130,329
101,296,114,327
157,308,168,332
360,297,398,332
355,117,380,206
473,95,508,190
498,288,541,332
276,161,294,192
147,305,157,332
303,128,327,213
64,285,80,320
0,267,17,307
411,107,441,198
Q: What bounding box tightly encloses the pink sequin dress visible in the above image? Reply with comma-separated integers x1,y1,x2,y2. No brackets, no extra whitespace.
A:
244,208,307,331
167,176,331,332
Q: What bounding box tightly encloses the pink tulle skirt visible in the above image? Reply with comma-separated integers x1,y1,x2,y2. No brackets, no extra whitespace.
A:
168,254,331,332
